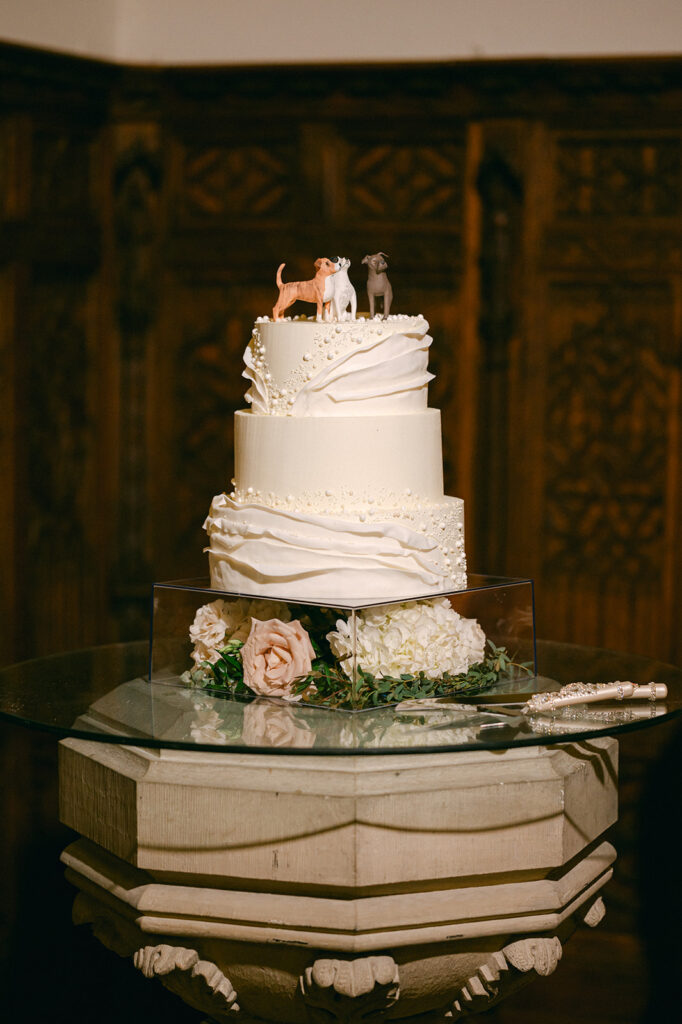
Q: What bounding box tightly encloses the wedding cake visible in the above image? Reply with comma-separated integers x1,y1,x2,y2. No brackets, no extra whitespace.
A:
161,259,537,710
203,294,467,604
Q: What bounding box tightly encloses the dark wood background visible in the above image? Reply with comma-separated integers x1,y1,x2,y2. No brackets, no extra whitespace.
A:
2,42,682,1022
2,45,682,666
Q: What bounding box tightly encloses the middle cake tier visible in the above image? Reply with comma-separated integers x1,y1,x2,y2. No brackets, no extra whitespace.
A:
233,407,444,506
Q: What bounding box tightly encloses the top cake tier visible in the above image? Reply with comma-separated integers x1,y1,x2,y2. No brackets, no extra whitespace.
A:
243,315,433,417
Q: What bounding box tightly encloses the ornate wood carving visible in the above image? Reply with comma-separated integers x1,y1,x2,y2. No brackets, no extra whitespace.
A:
179,143,295,222
543,282,669,580
554,135,681,219
346,142,464,222
544,226,682,273
300,955,399,1023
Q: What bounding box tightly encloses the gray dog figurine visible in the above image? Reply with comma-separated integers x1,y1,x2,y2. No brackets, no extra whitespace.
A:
362,252,393,318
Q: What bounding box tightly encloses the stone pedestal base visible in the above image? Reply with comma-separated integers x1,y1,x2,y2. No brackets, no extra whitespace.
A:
59,738,618,1022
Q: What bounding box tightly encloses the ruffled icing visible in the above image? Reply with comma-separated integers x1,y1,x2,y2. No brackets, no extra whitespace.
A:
243,323,434,417
203,493,460,603
243,344,270,412
290,331,434,415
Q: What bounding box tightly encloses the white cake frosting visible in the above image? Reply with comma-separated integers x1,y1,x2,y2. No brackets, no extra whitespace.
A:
204,314,467,604
243,315,433,416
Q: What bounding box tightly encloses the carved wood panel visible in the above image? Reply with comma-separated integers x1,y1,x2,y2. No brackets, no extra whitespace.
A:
344,140,465,222
497,124,682,659
0,50,113,660
178,141,296,223
554,134,681,218
543,281,670,582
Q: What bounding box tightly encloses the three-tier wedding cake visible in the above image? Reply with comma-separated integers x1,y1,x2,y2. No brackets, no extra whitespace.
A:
154,258,535,708
203,311,467,603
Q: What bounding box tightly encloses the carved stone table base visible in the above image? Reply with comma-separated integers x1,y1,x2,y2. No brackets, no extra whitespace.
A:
59,738,618,1022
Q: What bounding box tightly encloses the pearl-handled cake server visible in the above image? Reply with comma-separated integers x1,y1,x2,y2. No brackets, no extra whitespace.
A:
522,680,667,714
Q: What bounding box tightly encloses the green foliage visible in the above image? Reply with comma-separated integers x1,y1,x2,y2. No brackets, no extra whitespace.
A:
293,639,531,710
185,633,532,711
183,638,250,698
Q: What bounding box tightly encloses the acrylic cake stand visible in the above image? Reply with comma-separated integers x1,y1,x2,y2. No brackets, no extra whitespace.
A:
1,641,680,1023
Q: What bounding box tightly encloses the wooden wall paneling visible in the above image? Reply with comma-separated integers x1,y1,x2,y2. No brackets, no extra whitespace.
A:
109,110,164,638
455,120,484,563
667,274,682,664
15,146,104,657
18,268,99,657
0,264,17,664
472,120,526,577
505,119,555,592
534,126,682,660
90,118,121,650
0,111,26,663
0,46,115,661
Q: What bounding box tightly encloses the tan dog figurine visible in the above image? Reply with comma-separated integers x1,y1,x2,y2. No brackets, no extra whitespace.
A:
272,258,337,321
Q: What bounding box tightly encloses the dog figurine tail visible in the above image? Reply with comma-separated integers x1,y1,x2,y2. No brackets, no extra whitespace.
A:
276,262,286,287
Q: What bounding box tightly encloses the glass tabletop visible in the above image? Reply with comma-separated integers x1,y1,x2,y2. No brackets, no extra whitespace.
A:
1,639,680,754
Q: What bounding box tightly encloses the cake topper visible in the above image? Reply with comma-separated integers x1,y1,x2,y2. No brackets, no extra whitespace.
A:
362,252,393,318
272,258,337,321
324,256,357,321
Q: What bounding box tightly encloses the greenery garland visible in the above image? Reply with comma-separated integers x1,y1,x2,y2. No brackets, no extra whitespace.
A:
183,635,532,711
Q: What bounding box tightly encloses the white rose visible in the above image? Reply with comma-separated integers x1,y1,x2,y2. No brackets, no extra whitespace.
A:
189,597,292,664
189,601,229,664
191,639,223,666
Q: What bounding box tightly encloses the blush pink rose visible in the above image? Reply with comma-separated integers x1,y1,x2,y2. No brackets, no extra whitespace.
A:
241,618,315,701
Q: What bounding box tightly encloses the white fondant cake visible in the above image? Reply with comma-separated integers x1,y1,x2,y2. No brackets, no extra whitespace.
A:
204,314,467,602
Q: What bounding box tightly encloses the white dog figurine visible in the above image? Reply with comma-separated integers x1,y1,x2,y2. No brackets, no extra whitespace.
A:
324,256,357,321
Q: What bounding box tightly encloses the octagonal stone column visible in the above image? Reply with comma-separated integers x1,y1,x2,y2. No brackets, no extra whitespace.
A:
59,738,617,1022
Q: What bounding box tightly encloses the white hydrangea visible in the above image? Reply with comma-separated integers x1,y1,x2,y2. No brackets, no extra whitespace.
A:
327,597,486,680
189,597,292,665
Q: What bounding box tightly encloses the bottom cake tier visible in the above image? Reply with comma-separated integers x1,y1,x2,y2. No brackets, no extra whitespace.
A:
204,491,466,603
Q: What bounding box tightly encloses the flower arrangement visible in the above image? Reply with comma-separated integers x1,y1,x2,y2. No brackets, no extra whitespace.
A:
182,596,531,710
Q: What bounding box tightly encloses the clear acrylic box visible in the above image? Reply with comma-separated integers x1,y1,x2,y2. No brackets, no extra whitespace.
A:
149,575,536,712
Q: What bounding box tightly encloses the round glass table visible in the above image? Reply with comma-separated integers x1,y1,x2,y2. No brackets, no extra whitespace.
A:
2,640,679,1023
1,639,681,753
